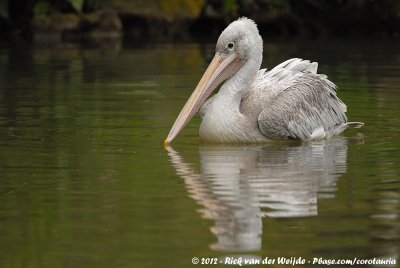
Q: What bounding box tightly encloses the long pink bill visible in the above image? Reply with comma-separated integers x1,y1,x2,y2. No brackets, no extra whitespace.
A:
164,52,244,146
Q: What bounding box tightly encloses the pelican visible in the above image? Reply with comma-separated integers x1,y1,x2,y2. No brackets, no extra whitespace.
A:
164,17,363,145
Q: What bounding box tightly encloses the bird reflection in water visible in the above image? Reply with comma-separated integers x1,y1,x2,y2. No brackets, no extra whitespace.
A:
166,137,348,251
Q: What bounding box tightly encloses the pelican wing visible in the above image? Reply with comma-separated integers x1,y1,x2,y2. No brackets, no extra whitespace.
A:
242,58,350,140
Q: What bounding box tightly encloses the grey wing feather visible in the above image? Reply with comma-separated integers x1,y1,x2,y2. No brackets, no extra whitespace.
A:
241,58,349,140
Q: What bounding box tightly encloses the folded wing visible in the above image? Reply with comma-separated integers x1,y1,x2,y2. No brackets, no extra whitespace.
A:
241,58,355,140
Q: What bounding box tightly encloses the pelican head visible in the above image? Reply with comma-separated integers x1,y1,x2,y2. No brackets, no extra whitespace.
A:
164,17,263,146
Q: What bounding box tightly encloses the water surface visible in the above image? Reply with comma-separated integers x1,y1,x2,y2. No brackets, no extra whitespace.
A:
0,39,399,267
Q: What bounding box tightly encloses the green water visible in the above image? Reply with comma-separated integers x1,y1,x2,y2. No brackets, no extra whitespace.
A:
0,39,399,267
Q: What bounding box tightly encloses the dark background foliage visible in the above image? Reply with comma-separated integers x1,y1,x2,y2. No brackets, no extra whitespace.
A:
0,0,399,42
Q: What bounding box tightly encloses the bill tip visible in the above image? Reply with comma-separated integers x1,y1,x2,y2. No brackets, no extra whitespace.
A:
163,139,169,147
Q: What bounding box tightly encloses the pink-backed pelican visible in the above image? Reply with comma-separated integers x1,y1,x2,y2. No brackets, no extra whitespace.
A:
164,17,363,145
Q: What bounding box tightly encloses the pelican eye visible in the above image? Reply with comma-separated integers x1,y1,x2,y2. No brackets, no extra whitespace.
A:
227,42,234,50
